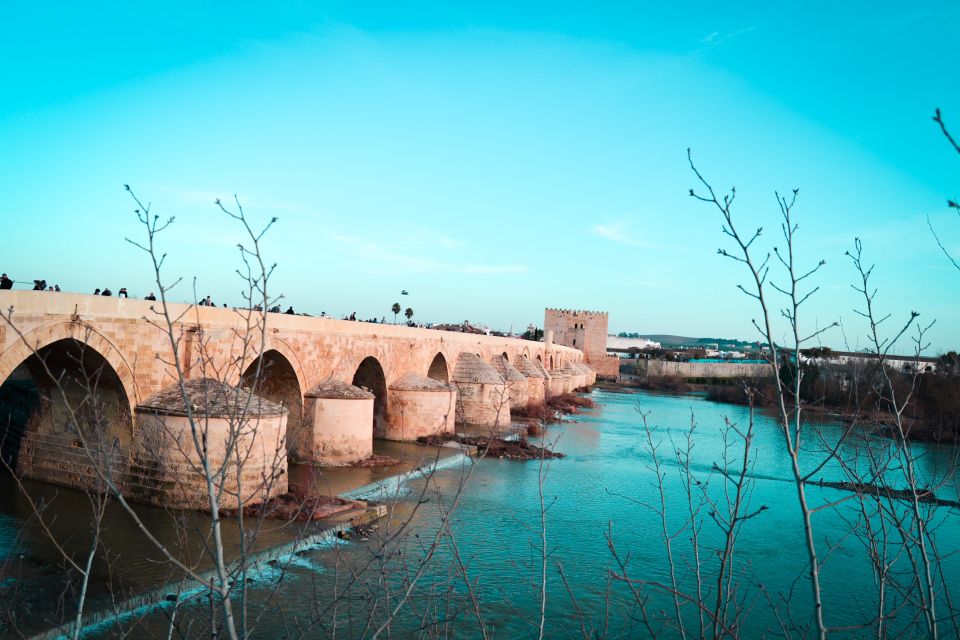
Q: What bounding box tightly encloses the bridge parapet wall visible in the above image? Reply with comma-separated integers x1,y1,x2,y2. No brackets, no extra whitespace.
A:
0,292,583,400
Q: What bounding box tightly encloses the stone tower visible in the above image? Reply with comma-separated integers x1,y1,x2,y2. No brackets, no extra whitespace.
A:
544,308,619,378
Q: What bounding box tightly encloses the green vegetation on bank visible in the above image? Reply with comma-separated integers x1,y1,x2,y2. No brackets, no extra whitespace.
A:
620,353,960,443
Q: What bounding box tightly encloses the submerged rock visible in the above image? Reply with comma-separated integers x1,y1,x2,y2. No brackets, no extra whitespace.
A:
222,493,365,522
350,454,401,468
417,434,564,460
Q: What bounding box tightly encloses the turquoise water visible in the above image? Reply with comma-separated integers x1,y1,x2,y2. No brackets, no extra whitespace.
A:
6,389,960,638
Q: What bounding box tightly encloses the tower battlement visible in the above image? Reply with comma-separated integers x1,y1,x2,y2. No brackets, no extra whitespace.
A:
544,308,608,317
543,308,615,377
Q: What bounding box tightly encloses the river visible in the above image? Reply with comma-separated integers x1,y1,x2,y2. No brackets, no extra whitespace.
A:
2,389,958,638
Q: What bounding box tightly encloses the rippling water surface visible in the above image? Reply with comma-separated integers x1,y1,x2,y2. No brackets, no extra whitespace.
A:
3,389,958,638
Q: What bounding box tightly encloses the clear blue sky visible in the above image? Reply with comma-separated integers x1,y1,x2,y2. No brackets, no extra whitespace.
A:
2,2,958,352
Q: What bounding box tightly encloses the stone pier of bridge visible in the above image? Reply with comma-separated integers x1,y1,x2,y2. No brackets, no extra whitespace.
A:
0,292,595,509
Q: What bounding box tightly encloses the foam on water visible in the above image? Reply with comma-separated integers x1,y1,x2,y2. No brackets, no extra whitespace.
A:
340,451,471,501
33,522,350,640
65,584,208,640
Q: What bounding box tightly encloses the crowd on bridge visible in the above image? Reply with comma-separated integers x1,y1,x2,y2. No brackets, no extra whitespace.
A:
2,274,139,297
2,272,473,334
1,274,64,291
1,274,333,319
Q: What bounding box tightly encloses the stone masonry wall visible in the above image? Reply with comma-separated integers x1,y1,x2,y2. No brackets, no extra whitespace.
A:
544,308,610,373
0,292,585,408
0,291,587,507
593,355,621,378
636,359,774,379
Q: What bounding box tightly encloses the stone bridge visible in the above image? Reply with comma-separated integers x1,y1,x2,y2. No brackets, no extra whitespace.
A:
0,291,593,509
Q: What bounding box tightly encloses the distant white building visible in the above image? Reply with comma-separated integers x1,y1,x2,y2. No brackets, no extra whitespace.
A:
606,336,661,350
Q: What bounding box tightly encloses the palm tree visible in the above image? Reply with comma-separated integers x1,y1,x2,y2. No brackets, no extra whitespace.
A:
404,307,414,325
391,302,401,324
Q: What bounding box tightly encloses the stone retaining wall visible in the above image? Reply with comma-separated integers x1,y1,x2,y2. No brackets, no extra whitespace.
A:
635,359,773,379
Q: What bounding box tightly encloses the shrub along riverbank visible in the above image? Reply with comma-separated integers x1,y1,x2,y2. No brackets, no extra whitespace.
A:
510,389,597,421
604,353,960,444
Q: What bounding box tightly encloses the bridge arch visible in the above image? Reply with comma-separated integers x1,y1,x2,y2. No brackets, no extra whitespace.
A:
242,348,303,447
246,338,307,394
351,356,388,438
427,352,449,383
0,336,133,474
0,321,138,412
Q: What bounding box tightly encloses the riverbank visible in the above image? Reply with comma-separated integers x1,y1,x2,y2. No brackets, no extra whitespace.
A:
599,378,960,444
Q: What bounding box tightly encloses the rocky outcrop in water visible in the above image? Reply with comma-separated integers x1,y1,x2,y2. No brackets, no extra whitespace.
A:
417,434,564,460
